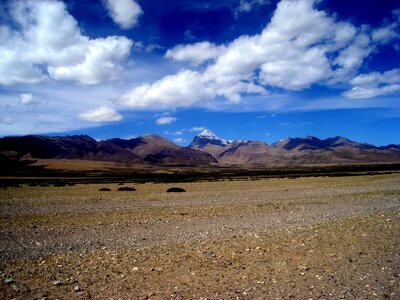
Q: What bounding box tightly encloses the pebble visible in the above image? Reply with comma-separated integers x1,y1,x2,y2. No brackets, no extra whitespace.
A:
74,285,81,292
151,267,163,272
52,280,63,286
298,265,309,271
4,277,15,284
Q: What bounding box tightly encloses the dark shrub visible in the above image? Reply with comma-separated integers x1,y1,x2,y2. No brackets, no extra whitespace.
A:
167,187,186,193
117,187,136,191
99,188,111,191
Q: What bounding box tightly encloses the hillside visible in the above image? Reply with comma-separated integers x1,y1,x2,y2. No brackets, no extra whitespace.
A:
0,130,399,168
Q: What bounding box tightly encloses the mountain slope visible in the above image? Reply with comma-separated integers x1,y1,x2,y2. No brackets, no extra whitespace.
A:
189,130,400,165
0,131,398,167
0,135,140,162
0,134,216,166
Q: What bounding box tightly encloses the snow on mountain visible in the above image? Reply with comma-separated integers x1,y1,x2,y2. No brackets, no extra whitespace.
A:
198,129,220,140
190,129,231,148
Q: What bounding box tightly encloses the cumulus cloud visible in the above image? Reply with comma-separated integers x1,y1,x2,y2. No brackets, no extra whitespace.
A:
79,106,123,123
344,69,400,99
119,0,400,109
165,42,226,65
104,0,143,29
120,69,216,109
0,0,132,85
155,116,177,125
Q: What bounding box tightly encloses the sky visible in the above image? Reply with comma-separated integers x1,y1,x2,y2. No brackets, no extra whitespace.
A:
0,0,399,146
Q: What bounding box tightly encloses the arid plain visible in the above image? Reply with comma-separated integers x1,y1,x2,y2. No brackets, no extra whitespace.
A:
1,174,399,299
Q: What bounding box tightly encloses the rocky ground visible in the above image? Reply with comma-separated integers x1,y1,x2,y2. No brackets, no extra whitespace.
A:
0,174,399,299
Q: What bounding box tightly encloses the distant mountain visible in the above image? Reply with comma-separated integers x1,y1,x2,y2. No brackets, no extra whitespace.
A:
189,130,400,165
0,135,140,162
274,136,377,151
0,134,216,166
0,131,398,167
190,129,231,148
190,129,248,158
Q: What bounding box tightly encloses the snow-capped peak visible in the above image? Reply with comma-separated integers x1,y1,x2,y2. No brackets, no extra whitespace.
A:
190,128,231,148
198,129,220,140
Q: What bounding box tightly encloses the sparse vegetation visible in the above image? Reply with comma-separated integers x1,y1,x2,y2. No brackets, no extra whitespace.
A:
166,187,186,192
117,187,136,191
0,174,399,299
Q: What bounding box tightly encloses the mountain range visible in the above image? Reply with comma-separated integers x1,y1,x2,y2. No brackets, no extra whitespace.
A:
0,129,399,167
189,129,400,165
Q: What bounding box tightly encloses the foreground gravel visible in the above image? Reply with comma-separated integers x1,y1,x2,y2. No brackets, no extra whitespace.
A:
0,174,399,299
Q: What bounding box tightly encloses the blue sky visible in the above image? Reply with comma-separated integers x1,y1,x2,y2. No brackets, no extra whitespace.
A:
0,0,399,146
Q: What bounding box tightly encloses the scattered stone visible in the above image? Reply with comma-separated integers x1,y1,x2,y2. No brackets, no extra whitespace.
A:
297,265,309,271
151,267,163,272
166,187,186,193
132,267,139,271
52,280,63,286
74,285,82,292
4,277,15,285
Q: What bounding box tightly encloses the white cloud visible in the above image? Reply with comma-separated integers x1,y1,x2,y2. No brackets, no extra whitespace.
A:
120,0,392,109
0,82,129,136
0,116,17,126
79,106,123,123
165,42,226,65
372,25,399,44
236,0,269,14
173,137,186,144
344,85,400,99
104,0,143,29
344,68,400,99
190,126,206,132
48,37,132,84
145,44,165,53
371,10,400,44
0,0,132,86
20,93,43,105
155,116,177,125
120,69,215,109
173,130,184,135
118,67,266,109
119,0,400,110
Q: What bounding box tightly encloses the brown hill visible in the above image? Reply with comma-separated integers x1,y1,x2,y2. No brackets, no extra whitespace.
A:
0,135,140,162
107,135,216,165
0,134,216,166
190,131,400,165
0,132,398,168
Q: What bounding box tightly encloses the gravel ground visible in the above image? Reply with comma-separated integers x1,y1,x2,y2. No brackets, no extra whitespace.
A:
0,174,399,299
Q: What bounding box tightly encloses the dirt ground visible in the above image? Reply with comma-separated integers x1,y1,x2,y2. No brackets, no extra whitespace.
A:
0,174,399,299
